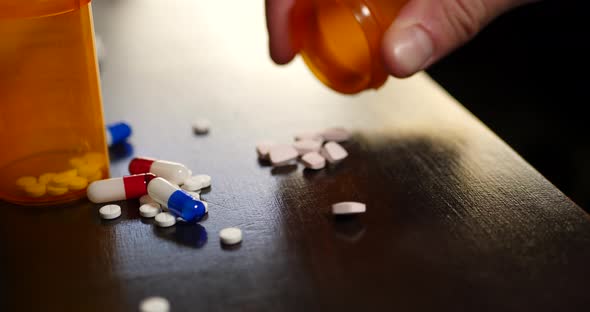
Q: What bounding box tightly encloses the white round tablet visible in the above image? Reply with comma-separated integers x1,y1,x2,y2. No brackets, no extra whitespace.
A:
219,227,242,245
192,118,211,134
332,202,366,215
155,212,176,227
139,202,161,218
99,204,121,220
181,174,212,191
139,296,170,312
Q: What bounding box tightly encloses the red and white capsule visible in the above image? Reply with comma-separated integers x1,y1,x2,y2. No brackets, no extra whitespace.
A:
87,173,156,203
128,157,191,185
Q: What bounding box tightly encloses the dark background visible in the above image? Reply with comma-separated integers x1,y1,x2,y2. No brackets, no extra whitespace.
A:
427,0,589,209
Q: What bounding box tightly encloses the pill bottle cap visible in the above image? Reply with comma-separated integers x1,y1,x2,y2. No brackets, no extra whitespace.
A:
291,0,388,94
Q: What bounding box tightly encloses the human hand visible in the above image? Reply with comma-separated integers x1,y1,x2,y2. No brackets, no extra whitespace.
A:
266,0,536,78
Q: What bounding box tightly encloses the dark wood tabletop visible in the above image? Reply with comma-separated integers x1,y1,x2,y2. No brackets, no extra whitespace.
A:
2,0,590,311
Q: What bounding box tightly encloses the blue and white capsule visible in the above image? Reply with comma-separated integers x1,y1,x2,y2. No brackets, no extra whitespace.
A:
147,177,206,222
105,122,132,146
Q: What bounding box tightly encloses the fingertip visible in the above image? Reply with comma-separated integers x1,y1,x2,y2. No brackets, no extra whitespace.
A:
381,24,434,78
269,44,296,65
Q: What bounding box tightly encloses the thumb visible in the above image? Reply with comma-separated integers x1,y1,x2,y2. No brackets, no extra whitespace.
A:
382,0,535,78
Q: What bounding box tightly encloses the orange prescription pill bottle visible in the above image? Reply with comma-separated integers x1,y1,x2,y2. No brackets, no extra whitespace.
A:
291,0,409,94
0,0,109,205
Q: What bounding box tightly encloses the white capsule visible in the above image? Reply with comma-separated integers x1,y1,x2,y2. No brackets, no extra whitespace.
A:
293,139,322,155
219,227,242,245
256,140,275,160
301,152,326,170
321,127,351,142
129,157,191,185
139,202,161,218
269,144,298,167
321,141,348,163
155,212,176,227
99,204,121,220
332,202,366,215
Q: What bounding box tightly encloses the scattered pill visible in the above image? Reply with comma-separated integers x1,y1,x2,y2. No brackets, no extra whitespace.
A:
321,127,351,142
16,176,37,189
269,145,299,167
332,202,366,215
321,141,348,163
24,183,46,197
105,122,132,146
99,204,122,220
139,194,156,205
256,140,274,160
50,173,73,188
155,212,176,227
68,176,89,191
192,118,211,134
86,173,156,203
47,184,69,196
147,177,206,222
293,139,322,155
181,174,211,191
219,227,242,245
139,296,170,312
139,202,161,218
129,157,191,185
301,152,326,170
294,131,324,143
38,172,57,185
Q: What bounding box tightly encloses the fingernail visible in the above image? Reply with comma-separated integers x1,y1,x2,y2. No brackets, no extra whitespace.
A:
390,25,433,75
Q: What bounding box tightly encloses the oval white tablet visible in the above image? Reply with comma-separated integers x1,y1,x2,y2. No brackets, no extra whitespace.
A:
181,175,211,191
99,204,121,220
155,212,176,227
332,202,366,215
293,139,322,155
269,144,298,167
321,127,351,142
139,202,161,218
139,296,170,312
219,227,242,245
321,141,348,163
301,152,326,170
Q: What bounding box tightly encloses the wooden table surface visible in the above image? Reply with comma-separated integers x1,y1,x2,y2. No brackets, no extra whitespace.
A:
2,0,590,311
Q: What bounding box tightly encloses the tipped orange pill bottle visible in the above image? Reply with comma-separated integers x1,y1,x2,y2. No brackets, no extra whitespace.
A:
291,0,409,94
0,0,109,205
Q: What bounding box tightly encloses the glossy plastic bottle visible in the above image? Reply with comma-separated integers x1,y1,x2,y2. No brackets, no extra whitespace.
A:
291,0,409,94
0,0,108,205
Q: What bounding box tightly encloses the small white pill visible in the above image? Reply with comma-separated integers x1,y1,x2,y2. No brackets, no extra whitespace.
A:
192,118,211,134
139,194,156,205
321,127,351,142
269,144,299,166
256,140,275,160
139,296,170,312
293,139,322,155
332,202,366,215
155,212,176,227
321,141,348,163
294,131,324,143
186,191,200,200
301,152,326,170
181,174,211,191
99,204,121,220
139,202,161,218
219,227,242,245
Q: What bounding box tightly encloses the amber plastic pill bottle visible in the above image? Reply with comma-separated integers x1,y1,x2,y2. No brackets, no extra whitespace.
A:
291,0,409,94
